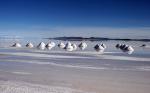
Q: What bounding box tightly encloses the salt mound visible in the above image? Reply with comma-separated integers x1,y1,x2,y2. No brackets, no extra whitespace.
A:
78,42,87,50
12,43,21,48
58,42,65,49
64,42,74,51
26,42,34,48
46,42,55,50
37,42,45,50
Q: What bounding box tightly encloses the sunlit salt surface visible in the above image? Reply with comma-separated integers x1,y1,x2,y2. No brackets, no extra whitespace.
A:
11,71,32,75
0,38,150,93
0,81,92,93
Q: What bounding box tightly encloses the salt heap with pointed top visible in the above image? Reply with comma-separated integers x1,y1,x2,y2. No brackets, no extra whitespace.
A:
58,42,65,49
72,43,77,51
26,42,34,48
37,42,45,50
46,41,55,50
64,42,74,51
94,43,106,52
12,43,21,48
78,42,87,50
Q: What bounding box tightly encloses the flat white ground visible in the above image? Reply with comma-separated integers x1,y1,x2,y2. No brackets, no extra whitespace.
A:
0,43,150,93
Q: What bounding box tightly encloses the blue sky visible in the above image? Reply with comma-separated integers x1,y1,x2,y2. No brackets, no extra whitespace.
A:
0,0,150,38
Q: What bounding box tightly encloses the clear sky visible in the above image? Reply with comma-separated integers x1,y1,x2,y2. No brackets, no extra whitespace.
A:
0,0,150,39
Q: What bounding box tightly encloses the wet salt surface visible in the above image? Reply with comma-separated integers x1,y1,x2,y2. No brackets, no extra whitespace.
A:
0,41,150,93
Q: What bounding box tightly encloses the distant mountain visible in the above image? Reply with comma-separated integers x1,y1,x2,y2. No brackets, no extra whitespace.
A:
46,37,150,42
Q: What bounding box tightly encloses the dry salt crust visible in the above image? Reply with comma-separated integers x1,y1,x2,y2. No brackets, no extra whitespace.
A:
95,54,150,62
0,51,150,72
11,71,32,75
1,51,150,62
0,81,94,93
1,59,107,70
0,52,90,59
1,59,150,72
1,51,150,72
0,69,32,75
29,50,122,55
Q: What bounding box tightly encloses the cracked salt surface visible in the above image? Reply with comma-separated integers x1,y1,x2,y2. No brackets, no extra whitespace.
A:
0,81,94,93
